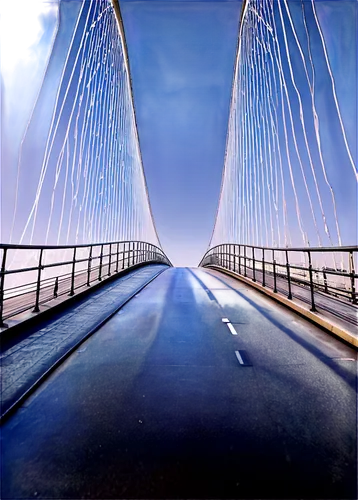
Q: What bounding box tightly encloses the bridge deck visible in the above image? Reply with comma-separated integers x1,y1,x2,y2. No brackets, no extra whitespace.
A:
2,267,357,499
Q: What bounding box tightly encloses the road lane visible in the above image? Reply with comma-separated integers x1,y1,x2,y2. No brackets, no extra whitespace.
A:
2,267,357,499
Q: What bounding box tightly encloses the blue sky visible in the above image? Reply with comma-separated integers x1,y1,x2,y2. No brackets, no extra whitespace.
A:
120,0,243,265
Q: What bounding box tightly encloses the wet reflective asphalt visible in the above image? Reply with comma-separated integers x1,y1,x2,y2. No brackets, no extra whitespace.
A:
1,267,357,499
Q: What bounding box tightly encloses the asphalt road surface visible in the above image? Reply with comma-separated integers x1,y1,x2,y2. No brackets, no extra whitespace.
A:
1,267,357,499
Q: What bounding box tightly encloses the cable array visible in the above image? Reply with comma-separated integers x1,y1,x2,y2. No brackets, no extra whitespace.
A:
8,0,159,247
210,0,357,250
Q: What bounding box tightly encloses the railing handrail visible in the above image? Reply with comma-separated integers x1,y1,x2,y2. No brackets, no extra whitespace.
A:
202,243,358,260
0,240,166,253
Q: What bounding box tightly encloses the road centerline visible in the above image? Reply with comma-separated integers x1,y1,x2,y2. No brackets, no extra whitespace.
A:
235,350,245,364
227,322,238,335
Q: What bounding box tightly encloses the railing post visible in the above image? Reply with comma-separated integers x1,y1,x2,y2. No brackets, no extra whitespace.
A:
108,243,112,276
33,248,44,312
98,244,104,281
126,242,130,267
349,251,357,304
273,250,277,293
0,248,8,328
233,245,236,272
238,245,241,274
262,249,265,287
87,246,92,286
132,242,135,266
122,243,126,270
69,247,76,296
286,250,292,300
54,277,59,298
307,251,316,311
244,245,247,277
116,243,119,272
252,247,256,282
323,268,328,294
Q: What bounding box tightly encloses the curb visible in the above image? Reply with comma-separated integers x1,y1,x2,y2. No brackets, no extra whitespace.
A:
206,265,358,349
0,267,167,424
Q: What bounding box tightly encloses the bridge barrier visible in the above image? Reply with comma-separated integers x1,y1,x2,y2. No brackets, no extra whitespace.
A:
200,244,358,328
0,241,171,328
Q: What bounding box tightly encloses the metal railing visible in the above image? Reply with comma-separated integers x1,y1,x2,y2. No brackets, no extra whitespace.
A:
0,241,171,327
200,244,358,323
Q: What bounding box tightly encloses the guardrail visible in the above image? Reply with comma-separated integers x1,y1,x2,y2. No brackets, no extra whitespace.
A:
0,241,171,327
200,244,358,321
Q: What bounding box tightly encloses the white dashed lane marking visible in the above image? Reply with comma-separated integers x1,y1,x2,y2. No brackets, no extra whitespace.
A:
235,350,245,364
227,323,238,335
